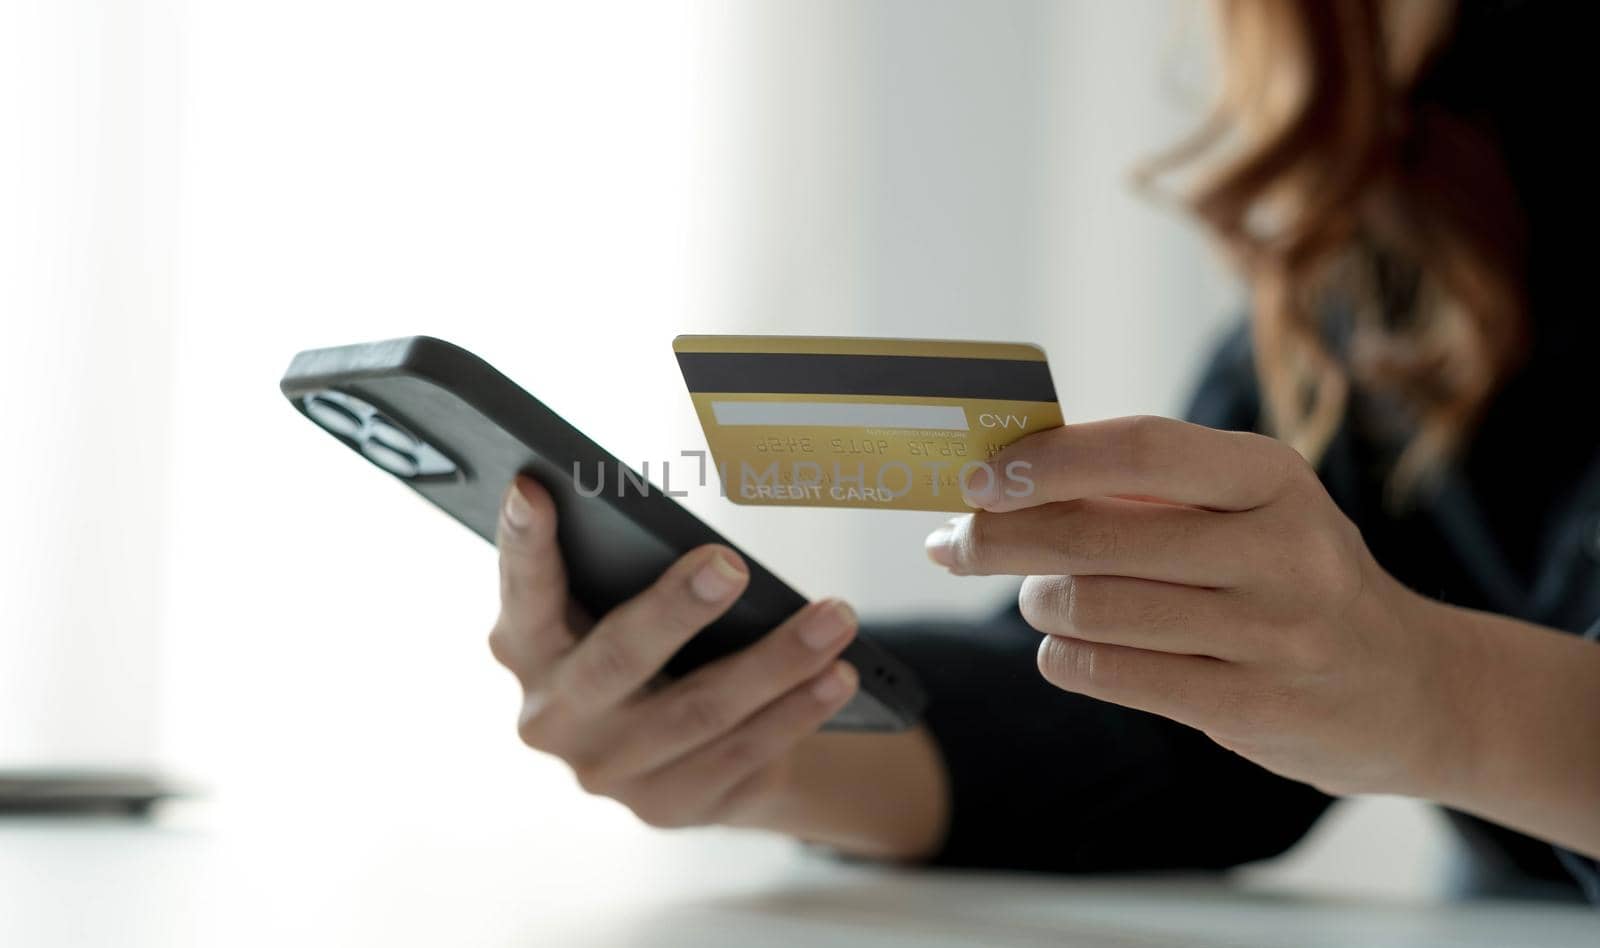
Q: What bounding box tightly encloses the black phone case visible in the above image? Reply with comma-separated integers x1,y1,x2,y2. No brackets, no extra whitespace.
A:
279,336,927,730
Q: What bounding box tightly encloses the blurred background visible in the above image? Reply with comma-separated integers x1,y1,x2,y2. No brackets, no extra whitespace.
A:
2,0,1456,930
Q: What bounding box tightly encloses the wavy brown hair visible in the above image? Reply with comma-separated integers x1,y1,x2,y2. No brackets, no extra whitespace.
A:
1150,0,1528,496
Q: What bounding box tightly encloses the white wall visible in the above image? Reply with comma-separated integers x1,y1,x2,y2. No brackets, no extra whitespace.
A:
0,0,181,767
157,0,726,819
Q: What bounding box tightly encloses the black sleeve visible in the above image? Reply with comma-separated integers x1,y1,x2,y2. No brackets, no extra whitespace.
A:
866,323,1332,873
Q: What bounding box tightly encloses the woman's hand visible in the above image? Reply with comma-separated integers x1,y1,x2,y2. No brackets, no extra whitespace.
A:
488,475,862,830
924,415,1473,800
489,475,950,859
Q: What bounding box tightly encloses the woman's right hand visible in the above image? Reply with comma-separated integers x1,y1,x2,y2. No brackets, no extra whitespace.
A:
487,475,863,831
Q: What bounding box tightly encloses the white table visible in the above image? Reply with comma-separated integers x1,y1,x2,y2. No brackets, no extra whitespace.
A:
2,805,1593,947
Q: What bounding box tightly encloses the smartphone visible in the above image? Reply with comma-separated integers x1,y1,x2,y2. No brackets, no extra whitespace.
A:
279,336,926,730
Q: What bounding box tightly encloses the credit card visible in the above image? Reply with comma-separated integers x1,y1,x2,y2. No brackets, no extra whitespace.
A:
673,335,1063,511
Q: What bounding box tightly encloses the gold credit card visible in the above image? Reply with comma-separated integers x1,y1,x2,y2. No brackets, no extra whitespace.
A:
673,335,1063,511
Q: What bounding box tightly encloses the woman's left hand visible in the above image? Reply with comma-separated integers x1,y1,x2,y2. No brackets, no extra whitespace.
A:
924,415,1478,800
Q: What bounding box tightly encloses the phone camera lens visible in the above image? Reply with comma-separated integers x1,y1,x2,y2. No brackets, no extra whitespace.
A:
368,415,420,454
361,439,421,478
298,388,458,480
303,394,363,439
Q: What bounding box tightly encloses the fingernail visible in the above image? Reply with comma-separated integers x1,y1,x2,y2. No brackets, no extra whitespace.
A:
503,481,533,529
811,661,857,703
961,464,995,508
690,551,745,602
798,600,857,650
924,517,961,568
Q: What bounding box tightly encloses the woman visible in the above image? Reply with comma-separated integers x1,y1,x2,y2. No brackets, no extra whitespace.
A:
487,0,1600,901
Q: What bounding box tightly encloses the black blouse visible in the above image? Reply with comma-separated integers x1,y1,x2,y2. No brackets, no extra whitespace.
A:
868,325,1600,903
